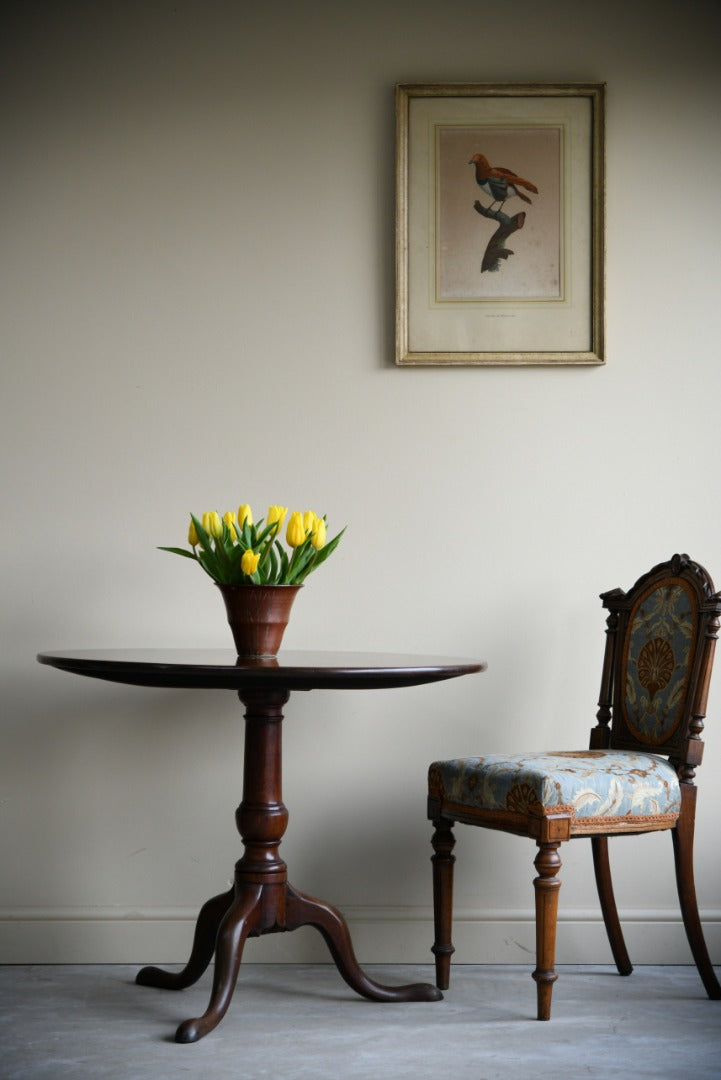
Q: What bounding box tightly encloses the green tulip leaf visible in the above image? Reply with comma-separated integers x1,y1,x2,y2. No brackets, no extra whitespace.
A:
191,515,216,556
268,544,279,583
196,550,221,581
255,522,277,547
277,543,290,582
157,546,198,560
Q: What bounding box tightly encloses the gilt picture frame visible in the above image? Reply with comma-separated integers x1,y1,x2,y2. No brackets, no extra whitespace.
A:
395,83,605,366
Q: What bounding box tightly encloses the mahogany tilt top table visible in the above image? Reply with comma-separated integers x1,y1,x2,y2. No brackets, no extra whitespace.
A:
37,648,485,1043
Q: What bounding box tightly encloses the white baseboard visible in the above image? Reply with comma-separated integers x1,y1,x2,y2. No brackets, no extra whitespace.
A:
1,906,719,965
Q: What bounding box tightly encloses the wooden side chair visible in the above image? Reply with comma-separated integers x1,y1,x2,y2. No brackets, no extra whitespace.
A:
428,554,721,1020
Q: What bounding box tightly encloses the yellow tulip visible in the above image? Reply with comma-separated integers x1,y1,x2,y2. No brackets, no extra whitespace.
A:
188,518,199,546
205,511,222,539
267,505,288,533
286,511,305,548
237,504,253,528
241,549,260,575
303,510,317,535
311,516,326,550
223,510,237,540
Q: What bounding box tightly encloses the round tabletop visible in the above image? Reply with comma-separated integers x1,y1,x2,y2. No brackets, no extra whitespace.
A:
37,649,486,692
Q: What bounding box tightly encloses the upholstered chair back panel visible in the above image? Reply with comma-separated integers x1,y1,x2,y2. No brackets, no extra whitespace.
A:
620,579,696,748
603,557,720,764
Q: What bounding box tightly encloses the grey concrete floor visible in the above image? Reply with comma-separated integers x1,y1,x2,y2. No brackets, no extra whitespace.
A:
1,963,719,1079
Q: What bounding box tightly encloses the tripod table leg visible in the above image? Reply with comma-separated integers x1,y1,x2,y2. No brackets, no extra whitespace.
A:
174,883,264,1044
136,886,235,992
285,884,442,1003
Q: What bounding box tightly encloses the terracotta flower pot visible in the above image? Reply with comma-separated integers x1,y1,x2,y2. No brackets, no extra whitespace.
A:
216,583,302,658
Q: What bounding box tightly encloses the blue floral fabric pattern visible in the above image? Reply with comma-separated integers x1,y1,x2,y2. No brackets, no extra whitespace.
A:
623,581,695,744
430,750,681,820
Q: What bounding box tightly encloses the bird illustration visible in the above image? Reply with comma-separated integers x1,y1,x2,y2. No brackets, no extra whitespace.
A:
469,152,538,212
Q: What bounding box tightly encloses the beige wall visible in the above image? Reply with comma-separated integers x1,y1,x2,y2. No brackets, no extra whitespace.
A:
2,0,720,965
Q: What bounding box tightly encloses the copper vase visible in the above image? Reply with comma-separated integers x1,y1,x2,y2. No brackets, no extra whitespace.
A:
216,583,301,658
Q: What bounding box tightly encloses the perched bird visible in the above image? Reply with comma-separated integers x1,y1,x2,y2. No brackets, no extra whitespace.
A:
469,152,538,211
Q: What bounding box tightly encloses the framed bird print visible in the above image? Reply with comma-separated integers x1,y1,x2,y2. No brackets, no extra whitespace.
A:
395,83,605,366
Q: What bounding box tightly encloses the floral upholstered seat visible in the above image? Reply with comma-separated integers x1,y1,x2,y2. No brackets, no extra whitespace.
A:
427,555,721,1021
430,749,681,830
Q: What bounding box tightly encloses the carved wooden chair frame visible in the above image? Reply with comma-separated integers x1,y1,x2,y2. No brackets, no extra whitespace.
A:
428,554,721,1019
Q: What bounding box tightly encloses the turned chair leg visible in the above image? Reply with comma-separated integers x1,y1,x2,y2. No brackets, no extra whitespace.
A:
672,790,721,999
591,835,633,976
532,841,562,1020
430,817,456,990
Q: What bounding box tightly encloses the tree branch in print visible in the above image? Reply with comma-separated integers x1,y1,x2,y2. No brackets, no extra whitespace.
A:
473,200,526,273
467,152,538,274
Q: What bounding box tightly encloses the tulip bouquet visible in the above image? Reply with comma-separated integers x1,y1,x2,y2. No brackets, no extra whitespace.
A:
159,505,345,587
